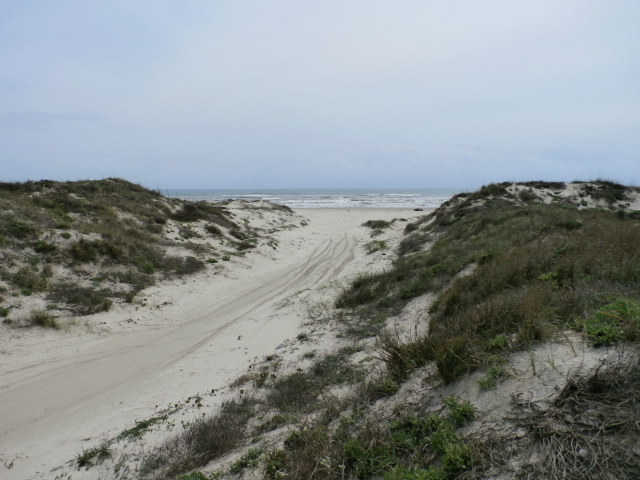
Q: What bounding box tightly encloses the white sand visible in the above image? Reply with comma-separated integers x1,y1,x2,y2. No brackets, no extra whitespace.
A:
0,208,425,479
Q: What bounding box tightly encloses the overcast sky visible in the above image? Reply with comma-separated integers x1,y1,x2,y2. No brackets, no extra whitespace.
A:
1,1,638,189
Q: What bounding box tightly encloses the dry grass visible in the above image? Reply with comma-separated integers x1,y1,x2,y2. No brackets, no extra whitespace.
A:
467,350,640,480
139,397,256,479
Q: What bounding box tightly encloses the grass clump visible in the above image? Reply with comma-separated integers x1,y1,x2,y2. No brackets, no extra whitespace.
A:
12,266,49,294
363,219,392,230
363,219,394,237
118,413,171,440
33,240,57,253
478,364,508,390
76,442,111,469
264,347,362,413
364,240,388,254
29,310,59,329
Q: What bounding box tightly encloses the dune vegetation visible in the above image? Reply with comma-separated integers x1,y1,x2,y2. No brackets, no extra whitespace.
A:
4,180,639,480
0,178,285,326
93,181,639,480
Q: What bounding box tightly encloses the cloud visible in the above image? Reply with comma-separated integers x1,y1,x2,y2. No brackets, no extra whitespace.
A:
0,2,638,186
0,111,105,129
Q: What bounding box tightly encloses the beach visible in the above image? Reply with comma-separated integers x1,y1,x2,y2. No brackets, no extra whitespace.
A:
0,207,426,480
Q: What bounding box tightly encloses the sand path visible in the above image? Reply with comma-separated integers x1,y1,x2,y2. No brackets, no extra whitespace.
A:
0,208,420,479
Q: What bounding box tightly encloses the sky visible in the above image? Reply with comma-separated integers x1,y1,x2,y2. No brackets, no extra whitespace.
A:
1,1,638,189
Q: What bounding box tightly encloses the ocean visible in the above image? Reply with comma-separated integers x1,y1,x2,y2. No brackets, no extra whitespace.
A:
165,188,461,209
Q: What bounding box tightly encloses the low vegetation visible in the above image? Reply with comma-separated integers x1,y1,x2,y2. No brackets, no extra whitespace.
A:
42,180,640,480
0,178,282,322
139,398,257,479
76,442,112,469
363,219,394,237
337,181,640,383
364,239,388,254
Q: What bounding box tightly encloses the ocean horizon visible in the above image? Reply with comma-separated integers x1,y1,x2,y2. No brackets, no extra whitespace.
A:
166,188,463,209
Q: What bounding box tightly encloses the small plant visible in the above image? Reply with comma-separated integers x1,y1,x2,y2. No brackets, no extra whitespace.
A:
487,334,509,351
478,364,507,390
76,442,111,468
222,255,231,261
118,413,169,440
33,240,57,253
442,440,473,473
30,310,59,329
445,396,476,426
364,240,388,254
229,448,263,473
363,219,392,230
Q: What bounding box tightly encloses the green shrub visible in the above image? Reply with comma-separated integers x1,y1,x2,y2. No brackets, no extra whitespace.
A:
445,396,476,426
33,240,57,253
442,441,473,473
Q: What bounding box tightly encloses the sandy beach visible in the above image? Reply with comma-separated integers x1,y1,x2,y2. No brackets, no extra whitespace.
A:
0,207,425,480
